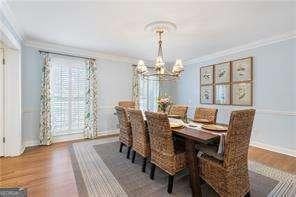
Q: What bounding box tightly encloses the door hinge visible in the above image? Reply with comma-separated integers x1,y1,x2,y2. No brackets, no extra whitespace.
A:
2,137,5,143
2,58,5,65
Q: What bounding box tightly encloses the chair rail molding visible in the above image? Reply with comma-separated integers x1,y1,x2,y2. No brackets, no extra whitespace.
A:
184,30,296,65
188,106,296,116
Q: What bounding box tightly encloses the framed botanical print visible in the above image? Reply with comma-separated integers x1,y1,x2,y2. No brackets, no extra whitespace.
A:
200,85,213,104
215,84,230,105
214,62,230,84
232,82,253,106
232,57,253,82
200,65,213,85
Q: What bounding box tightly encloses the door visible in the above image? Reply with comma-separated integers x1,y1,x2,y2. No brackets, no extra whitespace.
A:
0,47,4,156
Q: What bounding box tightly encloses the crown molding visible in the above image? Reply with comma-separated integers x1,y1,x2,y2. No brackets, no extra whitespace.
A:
0,0,24,41
184,30,296,65
24,39,141,64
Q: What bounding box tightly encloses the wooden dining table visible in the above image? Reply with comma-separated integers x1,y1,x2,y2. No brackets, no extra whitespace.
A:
115,109,223,196
171,126,221,197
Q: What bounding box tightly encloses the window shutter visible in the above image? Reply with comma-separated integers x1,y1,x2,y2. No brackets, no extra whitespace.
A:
51,58,87,135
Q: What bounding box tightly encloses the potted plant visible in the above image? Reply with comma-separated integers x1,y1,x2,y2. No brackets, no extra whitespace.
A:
157,95,172,113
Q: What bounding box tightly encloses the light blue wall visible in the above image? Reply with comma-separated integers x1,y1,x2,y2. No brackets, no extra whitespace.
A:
21,46,133,144
21,46,42,145
173,38,296,153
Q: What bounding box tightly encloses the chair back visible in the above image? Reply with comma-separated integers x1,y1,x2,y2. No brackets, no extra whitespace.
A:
169,105,188,120
118,101,136,109
145,111,175,159
115,106,132,146
223,109,255,167
194,107,218,124
128,109,150,157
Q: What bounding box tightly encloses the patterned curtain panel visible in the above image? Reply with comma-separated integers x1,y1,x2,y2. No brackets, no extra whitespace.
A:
84,59,98,139
132,67,140,108
39,53,52,145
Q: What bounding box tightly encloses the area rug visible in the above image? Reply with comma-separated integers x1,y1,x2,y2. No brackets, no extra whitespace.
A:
69,138,296,197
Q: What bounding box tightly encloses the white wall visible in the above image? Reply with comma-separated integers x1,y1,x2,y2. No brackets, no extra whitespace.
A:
174,38,296,156
22,45,134,146
4,47,22,156
0,2,23,156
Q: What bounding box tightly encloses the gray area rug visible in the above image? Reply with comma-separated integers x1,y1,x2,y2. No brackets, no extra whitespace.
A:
69,138,296,197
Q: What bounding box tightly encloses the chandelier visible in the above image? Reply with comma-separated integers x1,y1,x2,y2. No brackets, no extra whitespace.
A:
136,21,184,81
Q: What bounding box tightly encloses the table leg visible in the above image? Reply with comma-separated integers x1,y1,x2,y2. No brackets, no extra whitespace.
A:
185,138,202,197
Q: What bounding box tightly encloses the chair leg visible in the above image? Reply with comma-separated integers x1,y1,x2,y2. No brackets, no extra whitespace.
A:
131,150,136,163
119,142,124,153
126,146,131,159
150,163,156,180
245,191,250,197
167,175,174,194
142,157,147,172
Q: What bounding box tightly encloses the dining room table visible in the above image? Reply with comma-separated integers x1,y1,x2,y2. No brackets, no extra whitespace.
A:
115,109,226,196
170,120,227,197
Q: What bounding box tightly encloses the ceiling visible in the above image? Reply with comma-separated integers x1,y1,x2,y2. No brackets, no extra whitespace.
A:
8,1,296,62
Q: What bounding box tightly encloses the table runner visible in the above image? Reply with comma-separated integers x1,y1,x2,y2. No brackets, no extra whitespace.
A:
169,118,226,155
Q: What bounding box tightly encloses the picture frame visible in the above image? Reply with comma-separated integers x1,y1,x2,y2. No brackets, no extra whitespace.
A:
232,57,253,82
214,62,230,84
215,84,231,105
232,82,253,106
200,85,213,104
200,65,213,85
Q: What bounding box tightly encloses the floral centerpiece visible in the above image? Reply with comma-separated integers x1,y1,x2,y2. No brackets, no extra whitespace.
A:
157,95,172,113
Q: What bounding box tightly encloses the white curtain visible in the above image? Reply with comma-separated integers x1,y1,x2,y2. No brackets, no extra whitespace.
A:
139,76,159,112
84,59,98,139
39,53,52,145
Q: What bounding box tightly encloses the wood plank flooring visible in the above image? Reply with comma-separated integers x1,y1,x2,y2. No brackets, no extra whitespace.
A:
0,139,295,197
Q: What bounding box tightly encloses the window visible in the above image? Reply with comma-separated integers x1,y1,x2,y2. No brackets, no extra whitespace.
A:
139,76,159,111
50,57,87,135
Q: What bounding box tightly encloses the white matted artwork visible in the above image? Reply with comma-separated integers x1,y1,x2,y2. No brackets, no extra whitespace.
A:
214,62,230,84
200,65,213,85
200,85,213,104
232,82,252,106
232,57,252,82
215,84,230,105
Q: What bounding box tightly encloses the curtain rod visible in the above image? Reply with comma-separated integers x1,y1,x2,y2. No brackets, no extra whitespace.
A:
39,50,96,61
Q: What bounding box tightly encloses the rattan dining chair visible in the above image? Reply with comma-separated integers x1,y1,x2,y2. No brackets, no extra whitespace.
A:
194,107,218,124
115,106,133,159
118,101,136,109
168,105,188,121
128,109,150,172
197,109,256,197
145,111,187,194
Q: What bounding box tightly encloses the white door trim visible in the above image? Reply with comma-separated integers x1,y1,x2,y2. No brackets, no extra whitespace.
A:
0,47,5,156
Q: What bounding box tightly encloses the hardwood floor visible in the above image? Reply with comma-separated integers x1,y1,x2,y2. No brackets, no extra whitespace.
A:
0,141,79,197
0,139,295,197
248,146,296,174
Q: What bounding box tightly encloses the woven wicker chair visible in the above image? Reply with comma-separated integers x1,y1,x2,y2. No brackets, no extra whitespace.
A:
115,106,132,159
145,111,187,194
194,107,218,124
198,109,256,197
168,105,188,121
128,109,150,172
118,101,136,109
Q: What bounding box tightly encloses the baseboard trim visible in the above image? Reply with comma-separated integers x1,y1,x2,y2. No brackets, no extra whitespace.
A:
23,140,40,148
23,130,120,148
250,141,296,157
